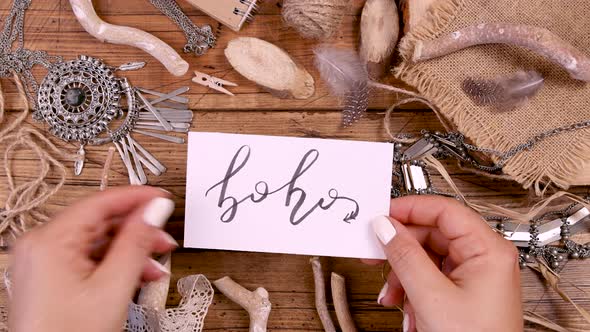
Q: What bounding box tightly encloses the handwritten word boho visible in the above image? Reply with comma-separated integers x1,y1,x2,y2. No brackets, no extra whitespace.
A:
206,145,360,225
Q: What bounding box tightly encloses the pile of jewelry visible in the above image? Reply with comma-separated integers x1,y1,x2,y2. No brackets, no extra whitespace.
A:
1,0,194,184
392,130,590,272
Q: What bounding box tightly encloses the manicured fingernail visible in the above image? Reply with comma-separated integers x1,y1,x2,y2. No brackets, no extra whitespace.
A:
162,232,179,247
149,258,171,275
377,282,388,305
143,197,175,228
158,187,172,195
371,216,397,245
403,312,410,332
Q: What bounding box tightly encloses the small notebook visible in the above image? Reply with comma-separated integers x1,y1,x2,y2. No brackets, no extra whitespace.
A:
185,0,258,32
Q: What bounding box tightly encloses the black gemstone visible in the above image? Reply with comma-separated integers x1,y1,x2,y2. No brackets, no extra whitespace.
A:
65,88,86,107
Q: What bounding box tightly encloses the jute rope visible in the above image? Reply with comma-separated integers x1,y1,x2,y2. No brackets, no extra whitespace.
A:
0,74,77,246
281,0,350,40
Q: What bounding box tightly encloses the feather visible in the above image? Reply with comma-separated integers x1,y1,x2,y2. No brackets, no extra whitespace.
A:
462,70,544,112
314,45,370,126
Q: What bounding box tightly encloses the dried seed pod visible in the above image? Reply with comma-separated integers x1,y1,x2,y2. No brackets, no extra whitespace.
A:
360,0,400,79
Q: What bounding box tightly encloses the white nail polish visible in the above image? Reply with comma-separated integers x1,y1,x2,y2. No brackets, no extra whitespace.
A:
377,282,388,305
158,187,172,195
143,197,175,228
163,233,179,247
149,258,171,275
403,313,410,332
371,216,397,245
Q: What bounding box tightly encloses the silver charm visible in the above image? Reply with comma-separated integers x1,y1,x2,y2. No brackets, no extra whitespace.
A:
35,55,192,183
74,145,86,176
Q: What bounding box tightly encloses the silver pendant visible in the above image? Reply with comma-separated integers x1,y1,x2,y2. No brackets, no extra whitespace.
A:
35,55,192,184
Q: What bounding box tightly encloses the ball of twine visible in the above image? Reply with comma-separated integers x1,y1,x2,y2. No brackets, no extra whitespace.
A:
282,0,350,40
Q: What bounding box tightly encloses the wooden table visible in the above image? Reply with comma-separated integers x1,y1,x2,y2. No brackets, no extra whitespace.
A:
0,1,589,331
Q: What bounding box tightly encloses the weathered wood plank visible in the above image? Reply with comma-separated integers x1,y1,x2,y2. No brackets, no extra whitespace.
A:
0,0,417,111
0,0,589,331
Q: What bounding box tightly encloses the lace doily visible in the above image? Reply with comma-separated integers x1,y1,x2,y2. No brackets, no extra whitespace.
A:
126,274,214,332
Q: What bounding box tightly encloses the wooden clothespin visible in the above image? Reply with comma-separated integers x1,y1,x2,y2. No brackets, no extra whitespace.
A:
192,70,238,96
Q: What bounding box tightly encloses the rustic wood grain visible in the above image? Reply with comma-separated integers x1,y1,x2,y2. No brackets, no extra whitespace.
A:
0,0,589,331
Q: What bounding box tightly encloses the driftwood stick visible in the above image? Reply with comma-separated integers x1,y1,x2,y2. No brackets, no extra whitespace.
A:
400,0,438,33
214,277,271,332
68,0,189,76
413,23,590,82
330,273,357,332
360,0,400,79
310,257,336,332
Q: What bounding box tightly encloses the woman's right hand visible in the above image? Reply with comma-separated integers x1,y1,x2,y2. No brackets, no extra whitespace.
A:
370,195,523,332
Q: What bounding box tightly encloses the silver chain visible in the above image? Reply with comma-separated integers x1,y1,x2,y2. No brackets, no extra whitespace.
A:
0,0,61,110
148,0,216,56
463,119,590,169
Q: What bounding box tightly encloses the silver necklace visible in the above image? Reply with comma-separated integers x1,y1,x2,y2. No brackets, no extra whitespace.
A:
148,0,217,56
0,0,61,108
35,55,192,183
1,0,193,184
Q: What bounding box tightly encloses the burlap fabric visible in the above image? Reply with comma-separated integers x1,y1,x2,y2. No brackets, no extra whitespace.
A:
395,0,590,194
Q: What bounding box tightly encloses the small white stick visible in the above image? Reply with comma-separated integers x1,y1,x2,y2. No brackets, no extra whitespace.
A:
331,273,357,332
214,277,271,332
137,254,172,311
99,146,116,191
68,0,188,76
310,257,336,332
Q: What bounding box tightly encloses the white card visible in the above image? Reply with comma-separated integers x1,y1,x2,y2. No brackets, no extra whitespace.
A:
184,132,393,259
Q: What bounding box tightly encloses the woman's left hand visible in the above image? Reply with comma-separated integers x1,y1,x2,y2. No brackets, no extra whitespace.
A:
9,186,178,332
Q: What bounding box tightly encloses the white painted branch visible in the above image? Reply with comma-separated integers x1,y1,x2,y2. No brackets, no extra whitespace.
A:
310,257,336,332
68,0,189,77
413,23,590,82
214,276,271,332
331,273,357,332
137,253,172,311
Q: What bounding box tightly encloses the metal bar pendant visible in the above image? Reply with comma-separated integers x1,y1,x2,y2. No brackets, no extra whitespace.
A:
136,91,173,131
152,107,192,113
127,135,168,173
124,135,148,185
114,141,141,185
135,125,189,133
123,134,161,177
137,87,189,103
139,109,193,117
138,114,193,122
134,129,185,144
136,121,191,129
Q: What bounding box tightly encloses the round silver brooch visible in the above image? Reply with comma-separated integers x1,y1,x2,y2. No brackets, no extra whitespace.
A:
36,55,132,144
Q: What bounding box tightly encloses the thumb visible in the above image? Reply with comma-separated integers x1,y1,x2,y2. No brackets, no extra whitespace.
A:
93,197,175,297
371,216,455,305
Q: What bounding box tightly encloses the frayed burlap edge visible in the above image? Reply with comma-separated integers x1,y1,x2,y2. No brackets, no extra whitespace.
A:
393,0,590,194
